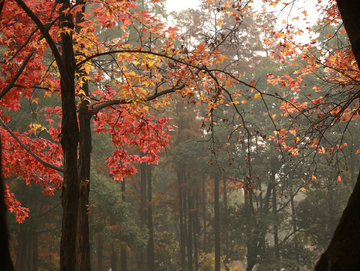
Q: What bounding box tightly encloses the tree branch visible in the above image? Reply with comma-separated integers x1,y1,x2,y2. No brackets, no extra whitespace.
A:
0,117,64,173
91,84,185,113
14,0,69,85
0,53,34,99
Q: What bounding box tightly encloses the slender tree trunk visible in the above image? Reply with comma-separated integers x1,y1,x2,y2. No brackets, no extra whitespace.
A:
76,2,92,270
273,186,280,271
193,189,199,270
223,178,230,271
111,244,117,271
290,197,300,271
147,165,154,271
98,236,103,271
58,1,80,270
187,182,193,271
32,232,38,271
178,168,186,271
140,161,147,271
214,173,220,271
121,179,128,271
202,178,207,254
27,233,32,271
15,227,26,271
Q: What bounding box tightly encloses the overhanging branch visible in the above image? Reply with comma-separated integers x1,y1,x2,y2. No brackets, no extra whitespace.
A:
91,84,185,113
0,117,64,173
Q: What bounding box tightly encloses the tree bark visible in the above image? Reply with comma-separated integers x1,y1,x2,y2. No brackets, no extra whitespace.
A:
147,165,154,271
178,168,186,271
77,84,92,271
140,160,147,271
32,232,38,271
58,1,80,270
214,173,220,271
202,178,207,254
120,179,128,271
223,178,230,271
314,1,360,270
273,186,280,271
0,136,15,271
97,236,103,271
111,244,117,271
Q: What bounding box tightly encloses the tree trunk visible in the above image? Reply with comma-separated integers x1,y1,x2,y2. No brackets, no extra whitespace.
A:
273,186,280,271
121,179,128,271
314,3,360,270
98,236,103,271
202,178,207,254
223,178,230,271
140,160,147,271
76,3,92,270
0,137,15,271
178,168,186,271
193,189,199,270
315,168,360,271
15,227,26,271
27,233,32,271
290,197,300,271
187,183,193,271
147,165,154,271
214,173,220,271
111,244,117,271
32,232,38,271
58,1,80,270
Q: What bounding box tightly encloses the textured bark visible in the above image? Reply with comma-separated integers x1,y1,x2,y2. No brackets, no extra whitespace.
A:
75,2,92,270
58,1,79,270
0,139,15,271
214,173,220,271
77,85,92,271
314,1,360,270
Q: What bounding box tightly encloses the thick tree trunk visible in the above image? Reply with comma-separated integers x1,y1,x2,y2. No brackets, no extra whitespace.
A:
147,165,154,271
27,233,32,271
315,168,360,270
314,2,360,270
58,1,79,270
0,137,15,271
214,173,220,271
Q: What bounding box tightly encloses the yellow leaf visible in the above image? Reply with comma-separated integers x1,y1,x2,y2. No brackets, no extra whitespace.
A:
44,91,52,98
254,93,261,100
241,100,247,104
32,98,40,104
217,20,223,27
302,10,308,17
312,175,317,181
272,114,276,121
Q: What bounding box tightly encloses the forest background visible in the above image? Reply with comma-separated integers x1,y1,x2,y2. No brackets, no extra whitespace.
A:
1,0,360,270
